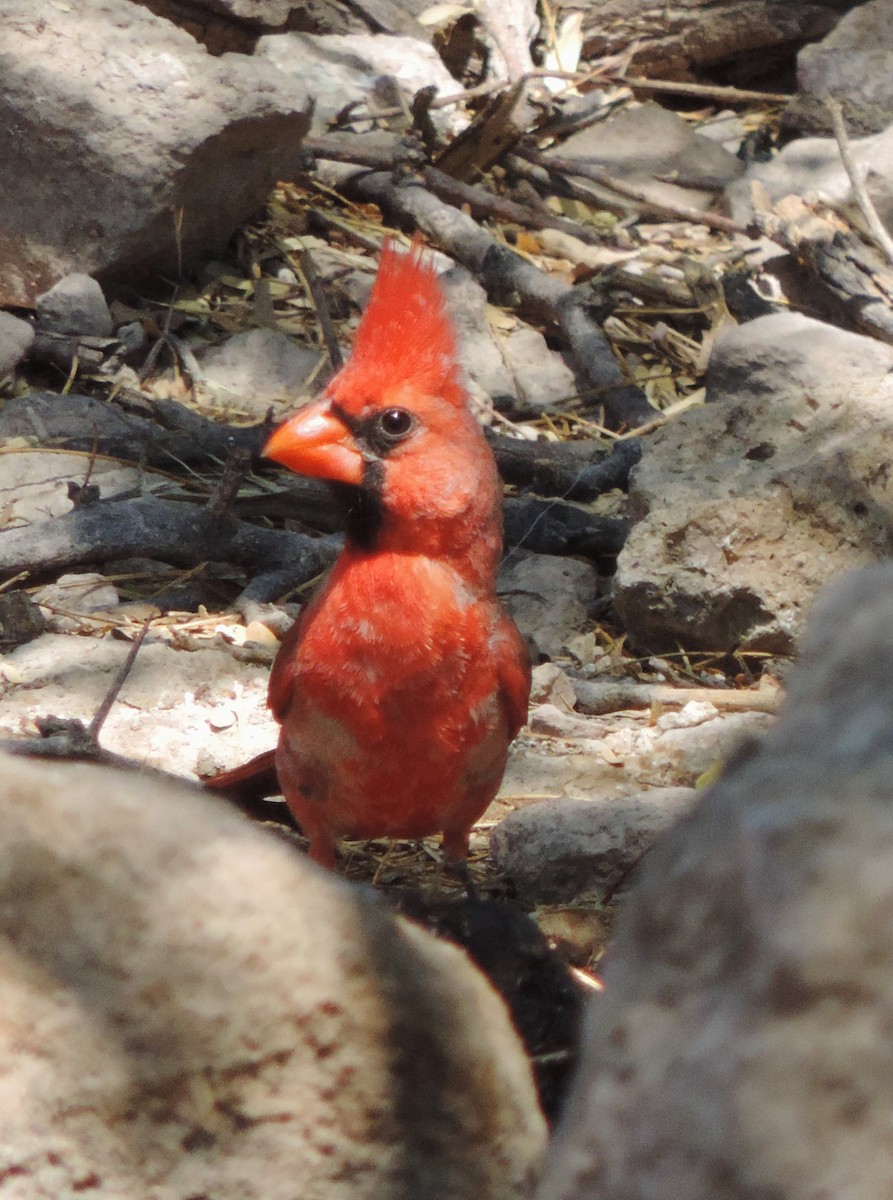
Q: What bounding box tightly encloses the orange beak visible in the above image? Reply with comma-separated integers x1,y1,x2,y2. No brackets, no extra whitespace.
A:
264,399,364,485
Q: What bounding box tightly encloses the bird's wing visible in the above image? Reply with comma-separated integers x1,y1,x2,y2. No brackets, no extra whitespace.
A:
267,610,308,722
492,612,532,739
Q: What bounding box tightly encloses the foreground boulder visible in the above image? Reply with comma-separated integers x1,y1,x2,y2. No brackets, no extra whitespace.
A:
0,755,545,1199
538,562,893,1200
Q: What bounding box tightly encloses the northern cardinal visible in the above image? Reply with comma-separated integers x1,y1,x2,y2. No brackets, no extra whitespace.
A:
221,244,530,868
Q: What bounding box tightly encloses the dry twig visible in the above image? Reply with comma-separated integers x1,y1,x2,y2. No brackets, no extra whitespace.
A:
826,96,893,269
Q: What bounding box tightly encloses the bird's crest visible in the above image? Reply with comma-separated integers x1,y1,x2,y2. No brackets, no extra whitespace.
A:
328,241,466,410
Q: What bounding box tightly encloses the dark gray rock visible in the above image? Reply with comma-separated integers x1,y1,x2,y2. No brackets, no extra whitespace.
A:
539,562,893,1200
36,274,113,338
500,553,600,660
1,0,310,305
785,0,893,135
547,102,743,216
613,312,893,653
491,788,695,905
0,312,34,378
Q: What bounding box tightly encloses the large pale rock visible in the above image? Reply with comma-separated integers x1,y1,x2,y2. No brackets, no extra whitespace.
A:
2,0,311,305
135,0,429,54
195,327,322,412
255,30,465,135
613,312,893,652
546,102,742,216
538,562,893,1200
0,755,545,1199
440,269,577,414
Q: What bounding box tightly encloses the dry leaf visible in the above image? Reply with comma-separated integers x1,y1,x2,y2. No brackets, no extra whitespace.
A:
542,12,584,94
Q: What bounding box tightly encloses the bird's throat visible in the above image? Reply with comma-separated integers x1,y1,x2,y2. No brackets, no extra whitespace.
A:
331,464,385,551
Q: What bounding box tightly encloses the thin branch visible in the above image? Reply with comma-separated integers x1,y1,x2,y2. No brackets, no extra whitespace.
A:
296,246,345,370
422,165,605,245
519,146,748,235
611,74,790,105
826,96,893,269
573,677,780,716
87,616,152,740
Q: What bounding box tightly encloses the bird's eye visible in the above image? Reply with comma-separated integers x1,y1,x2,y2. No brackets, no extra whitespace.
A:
376,408,415,443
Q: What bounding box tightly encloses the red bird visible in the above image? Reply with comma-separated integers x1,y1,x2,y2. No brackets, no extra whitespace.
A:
240,244,529,868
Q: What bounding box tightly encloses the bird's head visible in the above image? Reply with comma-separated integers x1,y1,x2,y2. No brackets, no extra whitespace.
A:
265,243,502,575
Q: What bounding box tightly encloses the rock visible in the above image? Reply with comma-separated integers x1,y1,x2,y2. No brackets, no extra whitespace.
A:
393,893,584,1124
491,787,695,905
613,311,893,653
579,0,852,80
500,326,577,415
255,31,465,136
441,268,577,414
0,633,278,781
32,573,120,631
727,123,893,233
0,311,34,378
546,102,743,215
530,663,578,711
502,706,770,809
1,0,310,306
0,592,46,649
637,710,769,786
501,552,600,660
148,0,428,55
0,754,546,1199
35,274,113,337
196,328,322,413
784,0,893,136
442,268,543,405
0,446,169,527
537,561,893,1200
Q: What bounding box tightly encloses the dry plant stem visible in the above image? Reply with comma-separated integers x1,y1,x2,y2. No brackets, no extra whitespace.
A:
826,96,893,269
488,433,641,500
507,153,627,218
755,201,893,346
87,616,152,740
423,165,606,245
341,68,610,124
503,497,627,560
522,147,748,235
297,247,344,369
573,678,780,716
611,74,790,105
5,389,269,470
